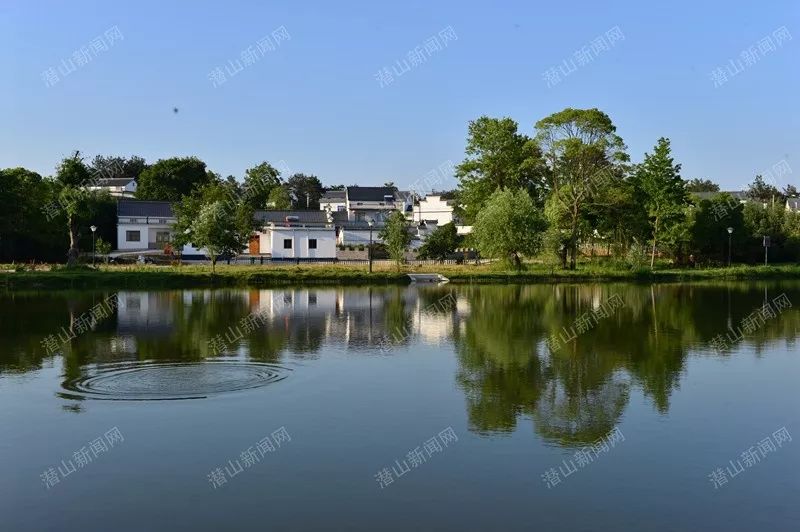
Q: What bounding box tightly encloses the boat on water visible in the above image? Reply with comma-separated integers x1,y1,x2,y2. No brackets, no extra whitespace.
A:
407,273,449,284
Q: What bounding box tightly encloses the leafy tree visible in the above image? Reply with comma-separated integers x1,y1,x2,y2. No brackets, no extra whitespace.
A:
267,186,292,209
690,194,745,263
95,237,112,263
535,108,629,269
782,184,798,198
456,116,547,223
0,167,63,261
632,138,687,267
379,211,412,271
136,157,212,201
472,188,546,270
286,173,324,209
746,175,780,204
417,222,460,260
54,152,94,265
243,162,282,209
685,178,719,192
185,200,254,273
89,155,147,181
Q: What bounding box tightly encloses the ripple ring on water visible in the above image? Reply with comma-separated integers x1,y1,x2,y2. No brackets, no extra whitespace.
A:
59,361,290,401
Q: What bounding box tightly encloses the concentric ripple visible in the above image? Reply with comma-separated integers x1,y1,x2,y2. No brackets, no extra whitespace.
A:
60,361,290,401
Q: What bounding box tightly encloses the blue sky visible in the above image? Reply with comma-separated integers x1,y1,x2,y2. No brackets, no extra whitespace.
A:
1,0,797,191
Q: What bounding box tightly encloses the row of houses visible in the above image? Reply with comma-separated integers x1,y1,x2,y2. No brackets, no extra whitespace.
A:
116,186,464,259
692,190,800,212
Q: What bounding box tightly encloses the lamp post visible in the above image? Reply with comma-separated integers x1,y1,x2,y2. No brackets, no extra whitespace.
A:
90,225,97,266
367,219,374,273
727,227,733,267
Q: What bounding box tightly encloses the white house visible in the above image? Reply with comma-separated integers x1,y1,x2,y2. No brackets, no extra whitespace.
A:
341,186,414,222
88,177,137,197
319,189,347,213
253,210,337,259
410,194,456,225
116,199,205,257
786,198,800,213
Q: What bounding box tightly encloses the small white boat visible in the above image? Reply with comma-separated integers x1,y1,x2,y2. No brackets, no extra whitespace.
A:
407,273,449,284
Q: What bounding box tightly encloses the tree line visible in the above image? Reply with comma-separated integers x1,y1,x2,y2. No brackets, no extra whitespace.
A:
2,107,798,268
0,154,328,264
418,107,799,269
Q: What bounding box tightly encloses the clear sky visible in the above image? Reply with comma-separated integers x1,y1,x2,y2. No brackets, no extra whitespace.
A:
1,0,797,192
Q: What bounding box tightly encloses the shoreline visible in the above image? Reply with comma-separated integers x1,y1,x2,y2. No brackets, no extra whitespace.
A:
2,264,800,290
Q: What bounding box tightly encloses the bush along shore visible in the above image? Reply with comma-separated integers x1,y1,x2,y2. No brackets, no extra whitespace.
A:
2,263,800,290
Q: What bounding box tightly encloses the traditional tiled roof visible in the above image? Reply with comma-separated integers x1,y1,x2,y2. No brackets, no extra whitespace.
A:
117,199,173,218
93,177,136,187
254,210,332,225
346,186,396,202
320,189,346,201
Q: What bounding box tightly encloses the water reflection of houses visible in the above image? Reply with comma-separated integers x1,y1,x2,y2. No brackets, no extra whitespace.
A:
113,288,463,355
117,291,177,336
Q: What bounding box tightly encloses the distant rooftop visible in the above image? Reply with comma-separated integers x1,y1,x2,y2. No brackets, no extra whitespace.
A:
254,210,332,225
346,186,397,202
117,199,173,218
92,177,136,187
320,189,346,201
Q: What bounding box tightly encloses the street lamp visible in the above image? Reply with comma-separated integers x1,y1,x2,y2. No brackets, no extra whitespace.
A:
727,227,733,267
90,225,97,266
367,219,374,273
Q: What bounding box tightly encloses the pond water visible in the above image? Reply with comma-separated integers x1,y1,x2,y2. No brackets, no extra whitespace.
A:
1,283,798,531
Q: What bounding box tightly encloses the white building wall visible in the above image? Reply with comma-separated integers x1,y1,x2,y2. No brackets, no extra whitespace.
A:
339,229,384,245
117,222,173,250
412,196,455,225
267,227,336,259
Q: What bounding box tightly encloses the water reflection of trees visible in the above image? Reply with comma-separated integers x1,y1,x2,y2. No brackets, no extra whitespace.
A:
1,283,799,443
452,282,800,445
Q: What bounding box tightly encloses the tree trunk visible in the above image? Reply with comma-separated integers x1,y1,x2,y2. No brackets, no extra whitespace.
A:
211,257,216,274
512,252,522,272
650,216,659,269
67,216,79,267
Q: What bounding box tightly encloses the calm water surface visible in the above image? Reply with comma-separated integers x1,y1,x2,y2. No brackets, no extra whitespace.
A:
1,283,798,531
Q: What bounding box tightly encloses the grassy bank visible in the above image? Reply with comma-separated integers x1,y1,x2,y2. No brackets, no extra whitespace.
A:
2,262,800,290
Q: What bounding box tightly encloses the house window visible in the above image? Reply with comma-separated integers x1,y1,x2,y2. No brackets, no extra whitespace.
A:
337,205,346,212
156,231,171,243
126,230,141,242
308,238,317,249
283,239,292,249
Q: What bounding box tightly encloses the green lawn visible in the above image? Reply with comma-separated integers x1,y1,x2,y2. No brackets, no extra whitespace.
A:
2,261,799,290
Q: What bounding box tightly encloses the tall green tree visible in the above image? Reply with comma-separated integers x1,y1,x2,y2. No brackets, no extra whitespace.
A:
54,152,93,265
535,108,629,269
417,222,461,260
746,174,781,204
456,116,547,223
632,138,687,268
471,188,546,270
183,200,254,273
379,211,412,271
286,173,324,209
267,186,293,210
243,162,282,209
89,155,147,181
685,178,719,193
136,157,212,201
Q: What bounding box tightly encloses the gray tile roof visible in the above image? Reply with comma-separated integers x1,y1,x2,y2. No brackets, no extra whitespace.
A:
118,199,174,218
321,189,346,200
254,210,332,224
94,177,136,187
346,186,397,202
